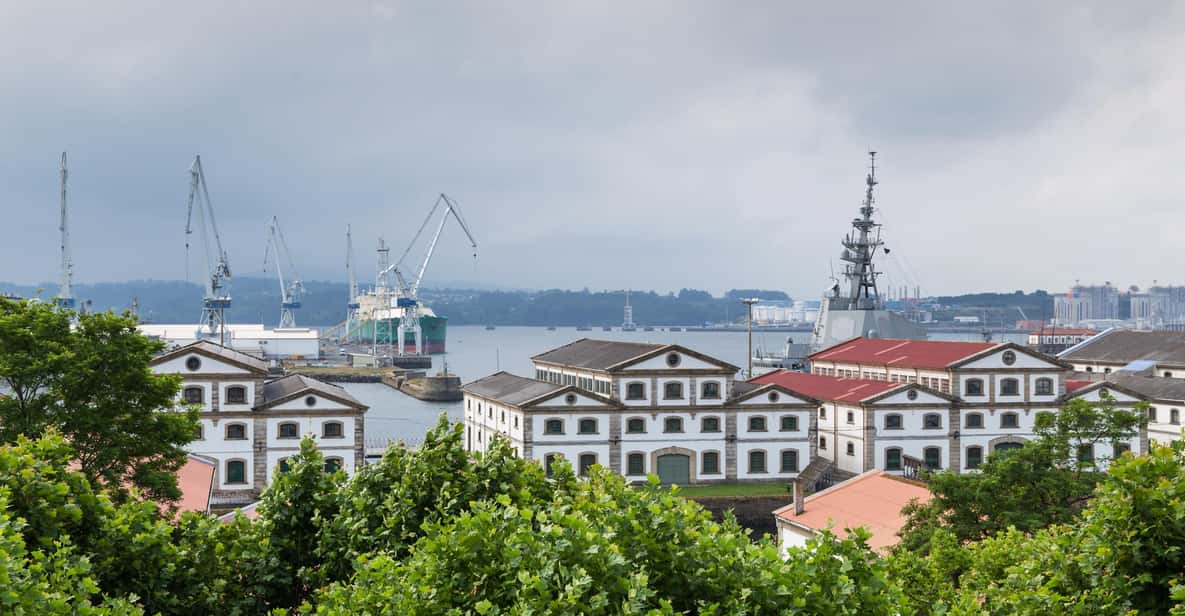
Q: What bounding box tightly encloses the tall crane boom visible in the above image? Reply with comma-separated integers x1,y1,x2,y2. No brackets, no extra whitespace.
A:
185,155,232,343
57,152,75,310
263,216,304,329
345,225,360,342
380,193,477,356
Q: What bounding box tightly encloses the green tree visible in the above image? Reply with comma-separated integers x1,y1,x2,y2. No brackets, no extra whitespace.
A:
898,397,1146,553
0,298,196,502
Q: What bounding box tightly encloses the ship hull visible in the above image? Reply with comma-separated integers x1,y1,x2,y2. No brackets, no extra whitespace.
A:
352,315,447,354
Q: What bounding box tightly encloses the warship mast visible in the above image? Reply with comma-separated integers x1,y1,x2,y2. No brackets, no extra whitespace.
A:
840,151,883,310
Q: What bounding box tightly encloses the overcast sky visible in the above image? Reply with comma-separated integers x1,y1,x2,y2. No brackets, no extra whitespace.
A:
2,2,1183,298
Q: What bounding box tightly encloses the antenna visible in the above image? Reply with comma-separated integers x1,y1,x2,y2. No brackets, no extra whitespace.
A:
57,152,75,310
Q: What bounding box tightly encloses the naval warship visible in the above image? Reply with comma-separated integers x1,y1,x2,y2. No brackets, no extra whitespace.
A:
752,152,925,374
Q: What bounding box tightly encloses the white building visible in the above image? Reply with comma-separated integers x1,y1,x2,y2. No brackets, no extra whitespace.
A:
1059,329,1185,378
140,323,320,360
778,338,1148,474
150,340,367,508
462,339,819,484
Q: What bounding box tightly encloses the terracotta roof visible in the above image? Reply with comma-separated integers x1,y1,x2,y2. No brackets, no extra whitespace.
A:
751,371,901,403
773,470,931,551
808,338,998,369
463,371,566,406
1065,379,1094,393
175,454,216,514
530,339,666,370
217,502,260,524
1060,330,1185,366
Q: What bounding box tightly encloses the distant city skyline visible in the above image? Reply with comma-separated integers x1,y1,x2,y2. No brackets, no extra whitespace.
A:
2,3,1183,298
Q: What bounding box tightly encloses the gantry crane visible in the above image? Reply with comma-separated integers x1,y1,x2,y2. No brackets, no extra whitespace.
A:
56,152,75,310
345,225,360,342
185,155,232,344
379,193,477,356
263,216,305,329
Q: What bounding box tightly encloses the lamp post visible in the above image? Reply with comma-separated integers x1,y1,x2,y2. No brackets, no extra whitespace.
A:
741,298,759,378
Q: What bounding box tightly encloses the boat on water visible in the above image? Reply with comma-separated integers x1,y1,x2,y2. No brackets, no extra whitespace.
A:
485,325,496,331
668,326,682,332
546,326,557,331
602,326,613,331
643,326,655,332
576,326,592,331
754,152,925,372
751,336,810,376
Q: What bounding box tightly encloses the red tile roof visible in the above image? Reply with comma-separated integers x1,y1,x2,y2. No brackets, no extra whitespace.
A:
1065,379,1093,393
752,370,901,403
175,454,216,515
808,338,999,370
774,470,931,552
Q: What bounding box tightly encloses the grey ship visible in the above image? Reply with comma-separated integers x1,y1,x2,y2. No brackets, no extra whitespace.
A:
752,152,925,375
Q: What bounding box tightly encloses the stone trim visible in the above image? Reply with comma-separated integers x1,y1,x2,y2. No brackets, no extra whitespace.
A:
863,408,876,472
987,435,1028,450
649,446,698,483
947,407,962,471
725,411,738,480
252,417,268,487
608,415,622,473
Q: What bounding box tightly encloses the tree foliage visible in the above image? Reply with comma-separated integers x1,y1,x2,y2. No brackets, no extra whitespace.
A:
0,298,196,501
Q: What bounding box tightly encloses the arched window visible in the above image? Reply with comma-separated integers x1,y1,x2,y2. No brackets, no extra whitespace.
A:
819,436,827,450
780,450,799,472
1000,378,1020,396
663,417,684,433
923,447,942,470
701,382,721,399
663,382,684,400
1000,413,1019,429
1035,378,1054,396
885,447,902,471
324,457,343,473
845,442,855,456
225,423,247,440
225,386,247,404
626,382,646,400
626,418,646,433
278,458,291,473
627,453,645,475
749,450,767,473
964,378,984,396
965,413,984,429
544,419,564,435
884,414,903,430
578,418,598,434
923,413,942,429
322,421,344,438
780,416,799,432
225,460,246,484
966,446,983,469
1172,409,1181,425
748,416,767,432
183,386,204,404
701,416,721,432
544,453,561,476
578,453,596,476
278,422,299,439
702,451,720,474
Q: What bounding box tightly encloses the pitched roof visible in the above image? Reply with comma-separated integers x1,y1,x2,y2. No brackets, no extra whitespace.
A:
751,371,901,403
1106,374,1185,402
530,338,666,370
1029,328,1097,336
773,470,931,552
175,454,216,515
1065,379,1094,393
462,371,567,406
261,374,367,409
808,338,999,370
1060,330,1185,366
153,339,269,373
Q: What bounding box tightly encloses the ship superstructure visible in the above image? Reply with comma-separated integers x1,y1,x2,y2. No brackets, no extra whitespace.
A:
808,152,925,353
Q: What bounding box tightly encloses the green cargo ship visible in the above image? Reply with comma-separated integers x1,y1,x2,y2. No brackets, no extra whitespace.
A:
352,314,447,354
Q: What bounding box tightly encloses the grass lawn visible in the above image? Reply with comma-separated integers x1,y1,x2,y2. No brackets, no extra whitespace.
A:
669,481,792,498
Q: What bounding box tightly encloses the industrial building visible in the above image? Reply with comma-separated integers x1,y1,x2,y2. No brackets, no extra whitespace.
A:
140,323,320,360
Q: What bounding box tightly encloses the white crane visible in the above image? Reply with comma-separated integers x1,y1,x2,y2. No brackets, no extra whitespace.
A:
56,152,75,310
345,225,360,342
184,155,232,344
263,216,305,329
380,193,477,356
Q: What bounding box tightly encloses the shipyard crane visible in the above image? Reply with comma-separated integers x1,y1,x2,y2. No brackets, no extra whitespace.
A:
56,152,75,310
184,155,232,344
380,193,477,356
345,225,360,342
263,216,305,329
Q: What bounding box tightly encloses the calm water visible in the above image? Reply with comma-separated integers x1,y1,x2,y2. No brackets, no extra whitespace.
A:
343,325,1027,445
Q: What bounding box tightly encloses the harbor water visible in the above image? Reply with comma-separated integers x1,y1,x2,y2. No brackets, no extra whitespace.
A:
341,325,1028,447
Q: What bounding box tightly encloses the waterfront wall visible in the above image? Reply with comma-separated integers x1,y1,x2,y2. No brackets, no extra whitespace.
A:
692,496,789,538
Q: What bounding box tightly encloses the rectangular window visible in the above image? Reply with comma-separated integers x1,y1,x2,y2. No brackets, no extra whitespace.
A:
885,414,903,430
966,447,983,469
779,416,798,432
923,414,942,429
846,411,854,424
702,451,720,474
1001,413,1019,429
627,453,644,475
1077,444,1095,464
885,449,902,471
780,450,799,472
965,413,983,429
749,450,767,473
544,419,564,435
701,417,721,432
626,383,646,400
924,447,942,470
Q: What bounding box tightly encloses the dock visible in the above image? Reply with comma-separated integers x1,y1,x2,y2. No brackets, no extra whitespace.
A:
382,370,463,402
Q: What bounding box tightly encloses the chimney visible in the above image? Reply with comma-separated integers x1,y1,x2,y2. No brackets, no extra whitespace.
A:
792,478,804,515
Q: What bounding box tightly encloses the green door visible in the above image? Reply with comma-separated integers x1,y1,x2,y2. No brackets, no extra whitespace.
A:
656,454,690,485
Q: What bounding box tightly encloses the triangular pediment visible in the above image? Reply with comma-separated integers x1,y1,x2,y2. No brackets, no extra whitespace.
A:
526,388,620,409
613,345,740,373
951,343,1070,371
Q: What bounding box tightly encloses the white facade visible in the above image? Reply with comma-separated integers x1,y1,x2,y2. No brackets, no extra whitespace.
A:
141,323,320,360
